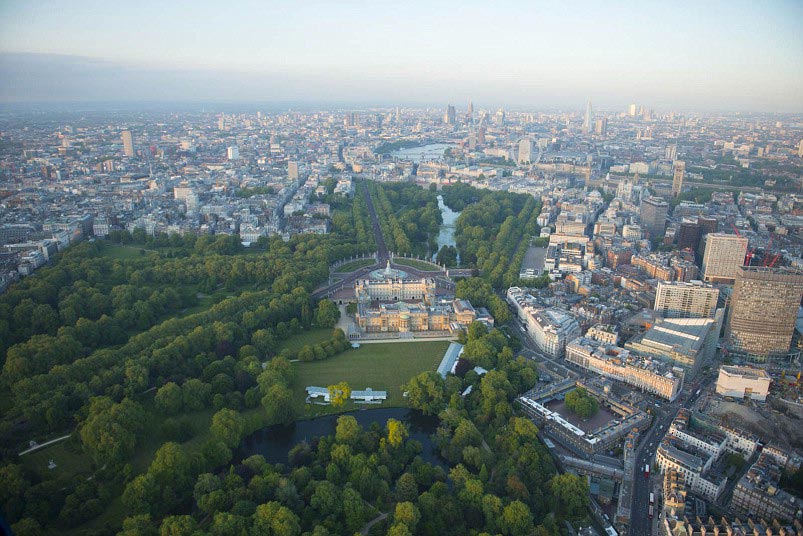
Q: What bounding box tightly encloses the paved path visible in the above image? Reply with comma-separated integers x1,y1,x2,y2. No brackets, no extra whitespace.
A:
19,434,71,456
360,512,388,535
356,336,457,344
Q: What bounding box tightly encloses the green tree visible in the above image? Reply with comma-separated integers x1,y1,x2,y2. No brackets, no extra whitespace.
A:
119,514,158,536
564,387,598,419
155,382,183,415
262,383,295,425
394,501,421,531
387,418,408,448
252,501,301,536
404,371,445,415
501,500,533,536
335,415,361,445
327,382,351,407
549,473,590,519
314,299,340,328
210,408,246,449
160,515,198,536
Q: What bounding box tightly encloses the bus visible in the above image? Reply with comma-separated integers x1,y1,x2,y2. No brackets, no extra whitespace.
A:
649,492,655,504
644,464,650,478
648,505,654,519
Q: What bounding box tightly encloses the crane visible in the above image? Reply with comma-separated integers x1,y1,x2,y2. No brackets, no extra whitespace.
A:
731,224,754,266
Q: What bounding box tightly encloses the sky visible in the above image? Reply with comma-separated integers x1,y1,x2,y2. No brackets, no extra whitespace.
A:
0,0,801,111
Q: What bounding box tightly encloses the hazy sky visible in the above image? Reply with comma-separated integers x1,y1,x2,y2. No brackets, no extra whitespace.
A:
1,0,801,111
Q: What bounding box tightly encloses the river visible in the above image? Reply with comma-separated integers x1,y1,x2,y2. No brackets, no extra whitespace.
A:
390,143,452,162
432,194,461,263
233,407,445,467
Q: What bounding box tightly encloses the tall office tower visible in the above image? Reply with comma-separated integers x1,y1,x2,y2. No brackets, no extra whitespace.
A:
726,266,803,362
582,98,593,133
395,107,401,123
654,281,719,319
218,116,226,131
672,160,685,197
467,100,474,116
121,130,135,157
477,125,486,145
628,103,638,116
665,144,677,161
700,233,748,284
697,216,717,237
677,220,702,251
640,197,669,238
594,117,607,136
798,139,803,158
444,105,456,125
518,138,534,164
288,161,299,180
495,109,505,126
227,146,239,160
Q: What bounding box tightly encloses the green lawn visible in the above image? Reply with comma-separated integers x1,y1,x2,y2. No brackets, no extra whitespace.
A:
393,258,442,271
334,258,376,273
292,340,451,417
21,439,93,485
100,243,157,260
279,328,338,354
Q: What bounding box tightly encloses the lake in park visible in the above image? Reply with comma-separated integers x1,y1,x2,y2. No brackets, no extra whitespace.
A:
233,407,444,467
433,194,461,263
390,143,452,162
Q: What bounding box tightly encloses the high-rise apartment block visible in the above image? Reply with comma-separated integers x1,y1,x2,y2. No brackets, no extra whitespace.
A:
518,138,534,164
700,233,748,284
227,146,239,160
654,281,719,319
672,160,685,197
726,266,803,362
288,161,299,180
665,144,677,161
594,117,607,136
121,130,135,157
640,196,669,238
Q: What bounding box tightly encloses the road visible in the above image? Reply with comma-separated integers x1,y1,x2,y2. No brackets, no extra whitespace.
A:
628,381,710,536
360,181,389,264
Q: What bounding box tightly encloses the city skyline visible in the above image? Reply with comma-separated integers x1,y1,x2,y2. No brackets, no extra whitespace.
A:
1,0,802,111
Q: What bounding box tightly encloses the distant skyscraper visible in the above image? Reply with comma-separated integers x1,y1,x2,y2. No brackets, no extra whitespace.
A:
640,197,669,238
444,105,456,125
798,139,803,158
467,100,474,116
121,130,135,157
227,146,239,160
672,160,685,197
582,98,593,133
518,138,534,164
594,117,607,136
726,266,803,362
628,103,638,117
288,161,299,180
700,233,748,284
654,281,719,319
665,144,677,161
495,109,505,126
395,107,401,124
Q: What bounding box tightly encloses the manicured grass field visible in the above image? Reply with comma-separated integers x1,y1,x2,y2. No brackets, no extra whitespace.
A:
21,440,93,485
280,328,339,354
393,258,442,271
100,243,156,260
334,258,376,273
292,340,451,416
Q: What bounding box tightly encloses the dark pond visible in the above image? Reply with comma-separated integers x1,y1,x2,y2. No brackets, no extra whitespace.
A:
233,407,444,467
